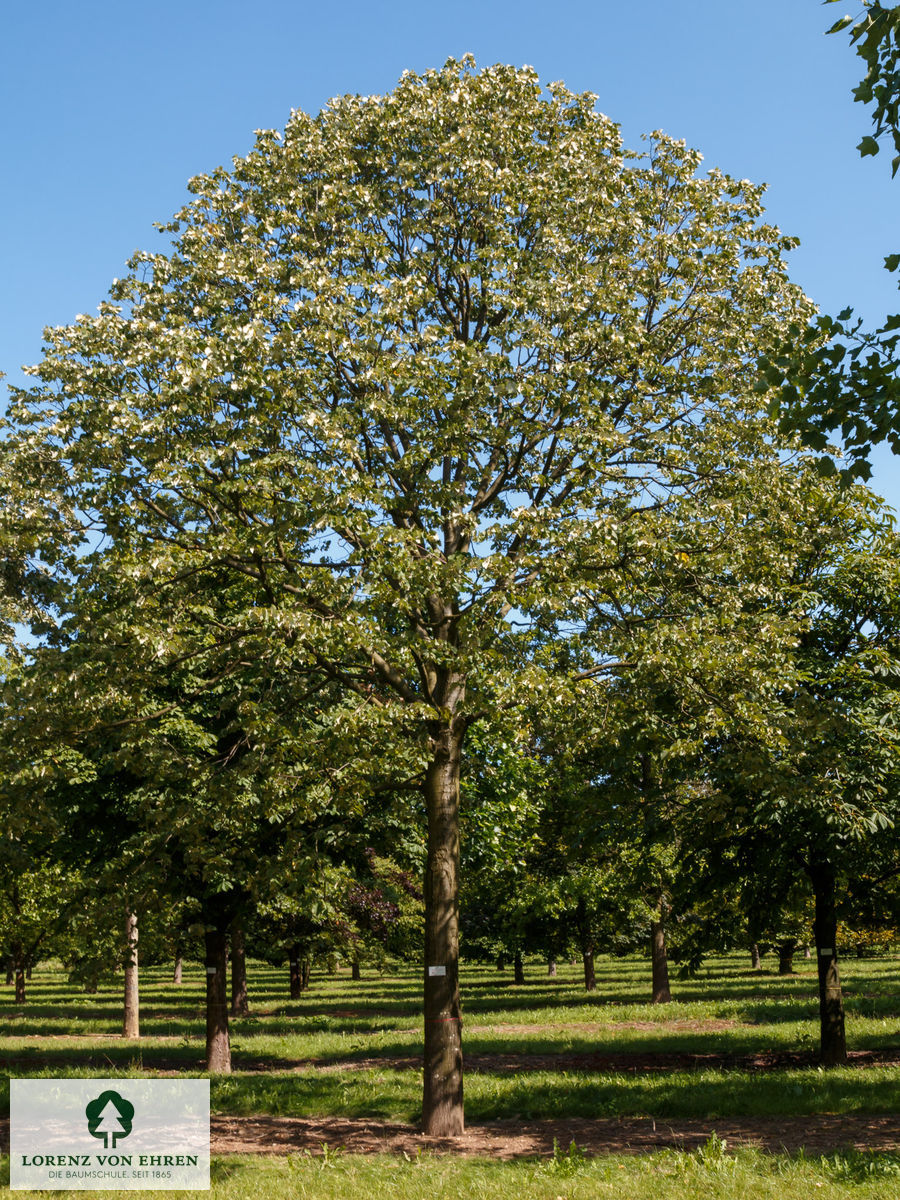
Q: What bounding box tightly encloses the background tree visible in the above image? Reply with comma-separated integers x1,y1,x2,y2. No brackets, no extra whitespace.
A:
704,487,900,1063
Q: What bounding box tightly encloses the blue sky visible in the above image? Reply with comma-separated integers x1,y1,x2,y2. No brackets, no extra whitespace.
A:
2,0,897,509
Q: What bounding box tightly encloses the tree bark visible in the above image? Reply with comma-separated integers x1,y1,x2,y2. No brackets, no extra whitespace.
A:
547,957,557,976
778,939,796,975
651,915,671,1004
14,952,25,1004
351,959,361,981
576,897,596,992
301,957,310,991
5,957,12,985
750,942,762,970
205,925,231,1073
583,950,596,992
173,953,183,985
230,919,249,1017
513,950,525,985
122,910,140,1038
809,862,846,1066
25,958,33,981
288,943,303,999
422,717,464,1137
496,954,505,972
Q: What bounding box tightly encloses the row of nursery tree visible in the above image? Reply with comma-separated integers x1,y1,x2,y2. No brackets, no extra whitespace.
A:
2,59,900,1134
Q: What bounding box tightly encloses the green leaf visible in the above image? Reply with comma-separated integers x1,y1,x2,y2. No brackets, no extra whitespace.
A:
858,135,881,157
815,455,839,477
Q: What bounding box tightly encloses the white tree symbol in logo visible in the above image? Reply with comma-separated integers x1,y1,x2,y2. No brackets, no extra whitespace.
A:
85,1091,134,1149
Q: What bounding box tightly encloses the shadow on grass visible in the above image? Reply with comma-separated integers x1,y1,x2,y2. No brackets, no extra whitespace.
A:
8,1058,894,1126
0,1042,207,1074
207,1063,900,1123
210,1157,264,1184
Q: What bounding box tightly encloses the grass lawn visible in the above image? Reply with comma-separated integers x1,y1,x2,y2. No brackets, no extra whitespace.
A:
5,1146,900,1199
3,951,900,1196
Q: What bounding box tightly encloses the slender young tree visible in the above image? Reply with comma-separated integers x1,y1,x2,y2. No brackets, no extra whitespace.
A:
230,917,250,1018
122,908,140,1038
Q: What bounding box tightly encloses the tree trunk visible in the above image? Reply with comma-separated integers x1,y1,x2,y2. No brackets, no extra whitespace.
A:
583,950,596,992
173,953,183,984
651,916,671,1004
230,919,249,1017
514,950,525,985
750,942,762,970
809,862,846,1066
496,954,505,972
5,957,12,985
205,925,231,1073
576,897,596,992
301,957,310,991
351,959,361,981
422,717,464,1137
14,954,25,1004
547,957,557,976
122,910,140,1038
288,943,302,999
25,959,33,981
778,939,796,975
856,941,865,959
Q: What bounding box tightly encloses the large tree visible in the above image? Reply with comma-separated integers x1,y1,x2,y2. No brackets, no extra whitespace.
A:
5,58,810,1134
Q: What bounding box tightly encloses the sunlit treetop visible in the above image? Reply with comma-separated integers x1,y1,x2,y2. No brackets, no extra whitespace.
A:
6,56,811,720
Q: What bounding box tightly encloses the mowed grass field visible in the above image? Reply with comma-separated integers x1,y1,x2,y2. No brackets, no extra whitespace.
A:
3,952,900,1197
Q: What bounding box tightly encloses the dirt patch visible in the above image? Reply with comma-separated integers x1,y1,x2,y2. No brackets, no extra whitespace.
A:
259,1008,403,1020
173,1114,900,1158
3,1112,900,1159
7,1045,900,1077
249,1046,900,1075
3,1034,184,1041
469,1019,739,1035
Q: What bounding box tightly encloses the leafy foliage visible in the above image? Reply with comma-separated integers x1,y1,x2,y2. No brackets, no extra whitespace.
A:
772,3,900,479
